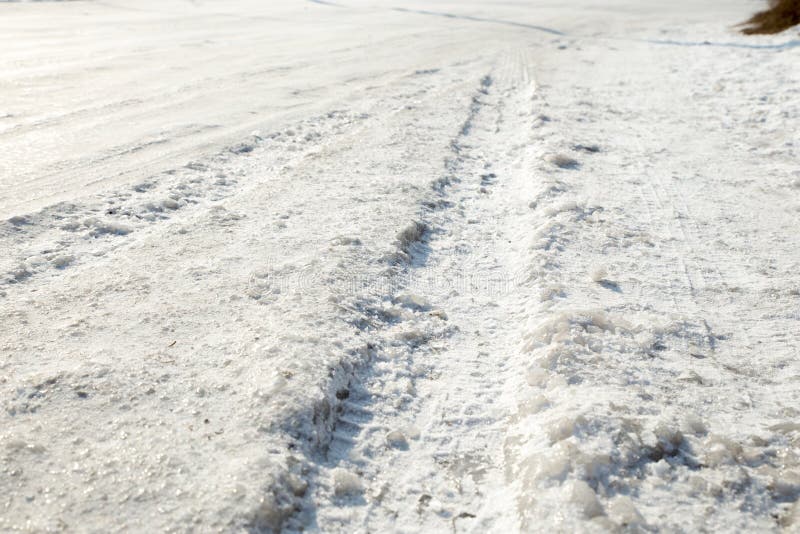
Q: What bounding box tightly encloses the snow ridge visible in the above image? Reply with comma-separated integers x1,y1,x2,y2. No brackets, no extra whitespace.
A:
502,37,800,530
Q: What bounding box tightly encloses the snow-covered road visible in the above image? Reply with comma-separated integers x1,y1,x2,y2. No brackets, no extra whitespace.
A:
2,0,800,532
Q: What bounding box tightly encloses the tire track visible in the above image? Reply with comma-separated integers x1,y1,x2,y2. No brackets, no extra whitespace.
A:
288,56,538,532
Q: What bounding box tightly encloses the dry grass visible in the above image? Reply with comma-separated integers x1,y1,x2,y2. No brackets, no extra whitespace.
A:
740,0,800,34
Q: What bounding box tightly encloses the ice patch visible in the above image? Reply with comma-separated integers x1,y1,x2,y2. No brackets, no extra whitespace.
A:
83,218,132,237
394,293,431,311
51,255,74,269
332,468,364,497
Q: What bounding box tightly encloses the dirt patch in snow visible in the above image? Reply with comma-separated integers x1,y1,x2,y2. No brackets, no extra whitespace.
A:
740,0,800,34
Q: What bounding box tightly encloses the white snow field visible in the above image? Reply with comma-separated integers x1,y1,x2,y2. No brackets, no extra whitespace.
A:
2,0,800,531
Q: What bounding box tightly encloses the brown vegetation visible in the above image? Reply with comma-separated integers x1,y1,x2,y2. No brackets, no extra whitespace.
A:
740,0,800,34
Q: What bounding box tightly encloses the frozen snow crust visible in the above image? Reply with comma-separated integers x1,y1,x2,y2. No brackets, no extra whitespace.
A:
501,20,800,531
2,0,800,532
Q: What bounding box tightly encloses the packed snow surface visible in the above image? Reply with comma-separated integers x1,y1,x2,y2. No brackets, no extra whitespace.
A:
1,0,799,532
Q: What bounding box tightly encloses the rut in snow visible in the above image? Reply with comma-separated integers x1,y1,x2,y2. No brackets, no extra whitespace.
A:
281,55,541,533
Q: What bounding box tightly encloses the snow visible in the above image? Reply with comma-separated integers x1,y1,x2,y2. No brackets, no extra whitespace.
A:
2,0,800,532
